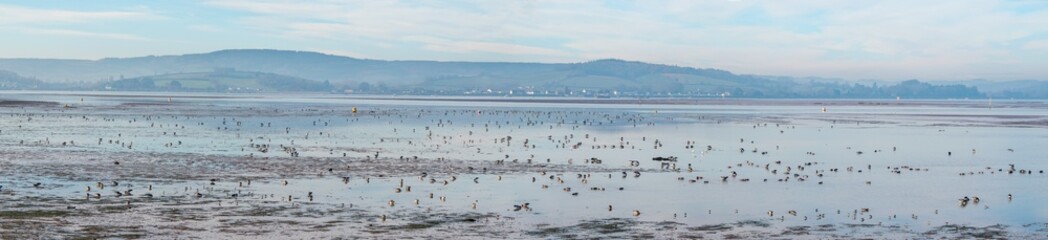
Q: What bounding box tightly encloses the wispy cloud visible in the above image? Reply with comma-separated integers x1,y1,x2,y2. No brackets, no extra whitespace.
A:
406,36,566,56
20,28,146,41
1024,40,1048,51
0,4,155,42
3,1,1048,80
200,0,580,60
0,4,151,24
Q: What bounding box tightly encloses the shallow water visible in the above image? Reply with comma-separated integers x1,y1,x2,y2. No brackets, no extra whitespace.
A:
1,91,1046,238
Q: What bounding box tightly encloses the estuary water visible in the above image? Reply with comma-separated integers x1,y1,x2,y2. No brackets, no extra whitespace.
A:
1,91,1046,238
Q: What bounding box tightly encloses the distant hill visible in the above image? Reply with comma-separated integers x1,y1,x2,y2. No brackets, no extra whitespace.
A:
0,50,799,95
948,80,1048,99
418,59,798,95
0,49,551,86
0,49,1042,98
100,69,332,92
0,70,50,90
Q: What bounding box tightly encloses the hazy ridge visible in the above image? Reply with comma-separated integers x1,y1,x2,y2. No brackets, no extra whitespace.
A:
0,49,1042,98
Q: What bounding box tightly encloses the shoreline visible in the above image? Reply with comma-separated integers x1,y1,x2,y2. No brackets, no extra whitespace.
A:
2,90,1046,108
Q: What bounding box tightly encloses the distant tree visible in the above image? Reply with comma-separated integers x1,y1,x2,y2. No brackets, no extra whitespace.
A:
358,82,372,92
169,80,183,89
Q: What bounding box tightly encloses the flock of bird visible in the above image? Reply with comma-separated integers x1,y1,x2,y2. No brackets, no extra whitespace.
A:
0,99,1042,229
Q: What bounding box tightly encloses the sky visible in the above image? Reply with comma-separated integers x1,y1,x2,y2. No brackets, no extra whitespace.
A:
0,0,1046,81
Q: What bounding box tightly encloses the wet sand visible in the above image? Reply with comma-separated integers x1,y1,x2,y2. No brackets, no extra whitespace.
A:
1,93,1046,239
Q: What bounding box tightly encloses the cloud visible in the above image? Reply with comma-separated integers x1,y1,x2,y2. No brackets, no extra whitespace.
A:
205,0,578,57
1024,40,1048,51
405,36,566,56
20,28,147,41
0,4,155,42
4,1,1048,80
0,4,151,24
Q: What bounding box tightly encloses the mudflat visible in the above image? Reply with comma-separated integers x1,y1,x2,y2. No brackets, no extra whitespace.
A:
1,92,1046,239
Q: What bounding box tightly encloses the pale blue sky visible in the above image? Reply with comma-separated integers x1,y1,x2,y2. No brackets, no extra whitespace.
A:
1,0,1046,80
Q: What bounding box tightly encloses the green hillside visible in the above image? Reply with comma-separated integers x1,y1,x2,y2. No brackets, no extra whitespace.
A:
101,69,332,92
